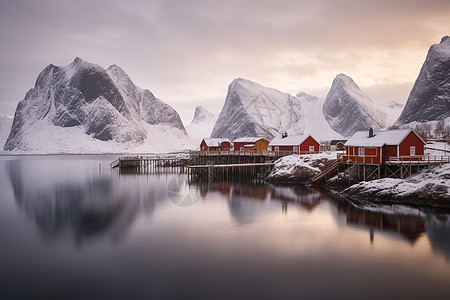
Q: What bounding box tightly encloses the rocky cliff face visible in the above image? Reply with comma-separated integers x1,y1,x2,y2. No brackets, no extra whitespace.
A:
4,58,193,153
396,36,450,125
210,78,341,141
323,74,388,137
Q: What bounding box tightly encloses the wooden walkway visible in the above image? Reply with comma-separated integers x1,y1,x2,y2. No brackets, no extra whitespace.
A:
312,154,449,185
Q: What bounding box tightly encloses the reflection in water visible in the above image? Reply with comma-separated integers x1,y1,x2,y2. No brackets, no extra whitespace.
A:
427,214,450,260
1,156,450,299
197,180,450,257
6,158,157,247
332,196,426,245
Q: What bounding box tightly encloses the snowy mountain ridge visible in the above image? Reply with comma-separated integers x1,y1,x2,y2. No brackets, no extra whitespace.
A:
211,76,401,141
211,78,342,141
396,36,450,125
3,58,195,153
323,73,390,137
185,106,218,145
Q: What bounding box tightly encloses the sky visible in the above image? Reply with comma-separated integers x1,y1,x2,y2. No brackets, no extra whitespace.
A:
0,0,449,125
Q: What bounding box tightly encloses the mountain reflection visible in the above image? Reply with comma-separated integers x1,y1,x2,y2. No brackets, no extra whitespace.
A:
6,159,156,248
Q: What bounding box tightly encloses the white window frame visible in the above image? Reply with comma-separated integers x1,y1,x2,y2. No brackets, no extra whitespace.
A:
358,147,365,156
293,146,298,153
309,146,315,153
274,146,279,152
410,146,416,156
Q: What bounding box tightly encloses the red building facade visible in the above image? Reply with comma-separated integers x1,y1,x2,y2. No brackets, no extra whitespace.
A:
200,138,232,151
344,129,425,164
269,135,320,154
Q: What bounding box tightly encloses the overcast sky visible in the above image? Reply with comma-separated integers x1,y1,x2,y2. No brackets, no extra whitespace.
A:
1,0,449,124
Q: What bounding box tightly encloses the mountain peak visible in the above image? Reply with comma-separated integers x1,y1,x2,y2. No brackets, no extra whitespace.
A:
396,37,450,124
323,74,387,137
190,106,215,125
72,57,84,65
4,59,193,153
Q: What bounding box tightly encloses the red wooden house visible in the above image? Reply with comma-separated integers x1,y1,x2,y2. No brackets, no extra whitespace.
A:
200,138,232,151
269,134,320,154
344,128,425,164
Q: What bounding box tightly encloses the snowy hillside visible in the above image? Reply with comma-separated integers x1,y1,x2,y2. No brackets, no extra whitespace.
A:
211,78,342,141
0,116,13,148
396,36,450,125
3,58,195,154
323,74,390,137
380,101,404,126
185,106,217,146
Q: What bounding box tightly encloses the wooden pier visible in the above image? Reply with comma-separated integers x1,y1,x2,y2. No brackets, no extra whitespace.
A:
109,156,190,173
109,151,291,179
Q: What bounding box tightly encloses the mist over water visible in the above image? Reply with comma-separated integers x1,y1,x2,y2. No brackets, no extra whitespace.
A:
0,155,449,299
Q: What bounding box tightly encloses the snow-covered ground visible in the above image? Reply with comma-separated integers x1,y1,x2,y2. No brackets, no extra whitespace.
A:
266,152,337,182
342,164,450,206
0,119,195,154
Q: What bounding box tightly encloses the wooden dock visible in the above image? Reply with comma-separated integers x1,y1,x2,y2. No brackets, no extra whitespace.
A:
109,156,190,173
109,150,293,180
188,162,275,181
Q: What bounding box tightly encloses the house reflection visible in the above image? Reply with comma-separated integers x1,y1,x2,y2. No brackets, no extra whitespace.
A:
426,214,450,260
270,185,321,213
330,194,426,245
6,159,156,248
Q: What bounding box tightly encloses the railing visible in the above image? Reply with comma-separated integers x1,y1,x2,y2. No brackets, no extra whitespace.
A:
191,150,323,157
337,153,379,164
190,150,296,157
387,155,450,164
337,153,450,165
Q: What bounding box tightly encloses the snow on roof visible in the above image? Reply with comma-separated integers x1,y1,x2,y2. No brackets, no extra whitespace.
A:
345,129,421,147
233,137,268,143
330,140,347,145
269,135,310,146
202,138,231,147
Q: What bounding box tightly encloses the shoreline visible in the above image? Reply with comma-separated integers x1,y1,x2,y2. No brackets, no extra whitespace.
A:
265,153,450,210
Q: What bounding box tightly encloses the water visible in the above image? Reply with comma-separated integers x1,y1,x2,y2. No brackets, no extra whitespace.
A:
0,155,449,299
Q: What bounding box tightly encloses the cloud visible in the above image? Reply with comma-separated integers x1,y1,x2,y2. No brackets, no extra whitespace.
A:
0,0,449,124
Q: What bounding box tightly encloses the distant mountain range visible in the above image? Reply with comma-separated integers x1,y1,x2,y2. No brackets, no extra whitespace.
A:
2,36,448,153
209,75,401,141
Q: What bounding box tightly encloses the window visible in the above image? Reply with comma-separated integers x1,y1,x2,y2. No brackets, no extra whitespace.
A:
358,147,365,156
410,146,415,156
309,146,315,153
293,146,298,153
274,146,279,152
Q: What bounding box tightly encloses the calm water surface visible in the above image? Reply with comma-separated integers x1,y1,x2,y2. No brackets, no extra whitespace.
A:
0,155,449,299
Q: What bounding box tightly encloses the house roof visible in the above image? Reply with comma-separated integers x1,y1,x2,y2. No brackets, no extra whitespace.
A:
269,134,311,146
345,129,424,147
202,138,231,147
233,137,269,143
330,139,348,145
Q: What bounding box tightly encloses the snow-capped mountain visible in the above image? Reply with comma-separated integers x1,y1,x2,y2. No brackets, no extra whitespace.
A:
0,116,13,148
323,74,389,137
4,58,195,153
210,78,342,141
396,36,450,125
185,106,217,146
